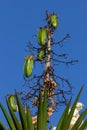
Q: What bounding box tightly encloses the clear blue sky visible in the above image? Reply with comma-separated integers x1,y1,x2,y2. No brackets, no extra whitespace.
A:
0,0,87,127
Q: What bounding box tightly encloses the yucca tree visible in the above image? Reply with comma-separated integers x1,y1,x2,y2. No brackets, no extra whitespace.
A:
22,11,77,110
0,87,87,130
0,12,86,130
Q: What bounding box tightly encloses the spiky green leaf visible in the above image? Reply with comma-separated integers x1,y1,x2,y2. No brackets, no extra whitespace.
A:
56,99,71,130
0,103,16,130
37,92,43,130
26,106,34,130
79,120,87,130
15,92,28,130
42,89,47,130
71,108,87,130
0,121,8,130
6,97,22,130
64,86,83,130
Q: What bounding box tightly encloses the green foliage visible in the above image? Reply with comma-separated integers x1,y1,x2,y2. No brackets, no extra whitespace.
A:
0,121,8,130
0,89,47,130
0,102,16,130
56,86,87,130
25,106,34,130
37,89,47,130
0,87,87,130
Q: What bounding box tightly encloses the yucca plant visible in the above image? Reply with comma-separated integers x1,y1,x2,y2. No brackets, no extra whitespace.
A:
0,11,87,130
0,87,87,130
55,86,87,130
0,88,47,130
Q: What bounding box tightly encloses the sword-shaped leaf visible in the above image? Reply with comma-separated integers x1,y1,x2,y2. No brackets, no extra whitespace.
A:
42,89,47,130
71,108,87,130
15,92,28,130
0,103,16,130
26,106,34,130
0,121,8,130
6,97,22,130
56,99,71,130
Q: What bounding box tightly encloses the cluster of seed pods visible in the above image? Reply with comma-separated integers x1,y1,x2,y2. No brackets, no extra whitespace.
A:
23,13,58,77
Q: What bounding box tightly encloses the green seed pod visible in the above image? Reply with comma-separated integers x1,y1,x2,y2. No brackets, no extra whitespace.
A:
50,14,58,28
37,49,45,60
23,56,34,77
38,27,47,46
8,95,17,112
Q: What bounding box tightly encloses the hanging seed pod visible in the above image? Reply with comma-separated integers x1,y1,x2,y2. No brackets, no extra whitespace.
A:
8,95,18,112
38,27,47,46
37,49,45,60
50,14,58,28
23,55,34,77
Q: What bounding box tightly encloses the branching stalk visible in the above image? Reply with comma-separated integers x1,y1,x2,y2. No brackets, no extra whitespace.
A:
45,33,51,82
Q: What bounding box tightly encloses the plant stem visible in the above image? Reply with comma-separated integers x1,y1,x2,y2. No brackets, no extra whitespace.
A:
45,32,51,82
